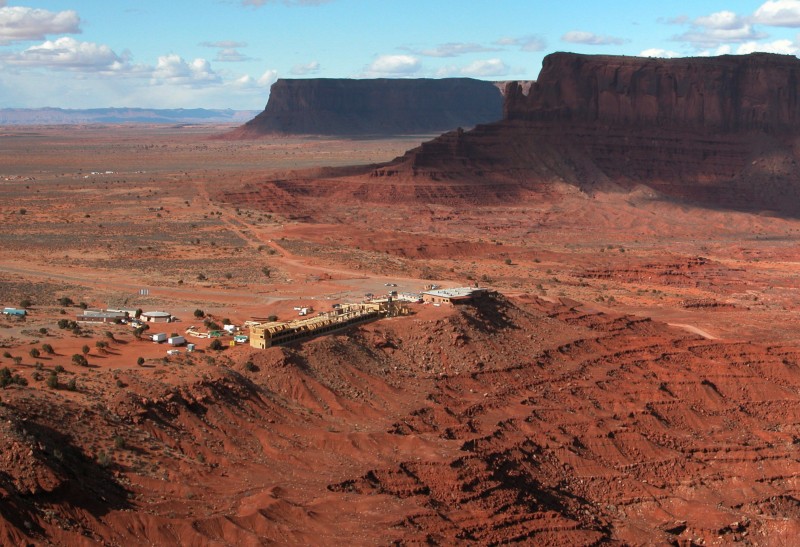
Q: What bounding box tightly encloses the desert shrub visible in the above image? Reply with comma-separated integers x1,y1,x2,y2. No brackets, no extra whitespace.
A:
41,343,53,354
244,361,257,372
38,327,47,335
113,435,125,449
66,377,77,391
81,345,90,356
29,348,40,359
34,362,44,371
209,339,223,351
97,451,111,468
57,297,74,307
194,309,205,318
57,319,70,329
46,372,58,389
136,357,145,366
71,354,88,367
267,315,278,322
54,365,65,373
0,367,25,388
19,299,32,309
2,351,11,359
32,372,43,382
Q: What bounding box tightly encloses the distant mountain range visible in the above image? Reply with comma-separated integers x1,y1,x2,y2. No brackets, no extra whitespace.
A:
0,107,259,125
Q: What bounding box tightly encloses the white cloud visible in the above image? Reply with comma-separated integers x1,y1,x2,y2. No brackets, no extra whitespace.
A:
366,54,420,76
290,61,320,75
242,0,332,6
736,38,798,54
257,69,278,86
562,30,625,46
639,48,682,58
495,35,547,52
695,10,746,30
215,48,250,62
675,10,767,48
0,6,80,44
200,40,248,48
152,54,220,85
753,0,800,27
459,58,510,77
417,42,498,57
2,37,124,71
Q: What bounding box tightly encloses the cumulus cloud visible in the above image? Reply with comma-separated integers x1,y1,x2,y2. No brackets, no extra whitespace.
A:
365,54,420,76
562,30,625,46
414,42,498,57
736,38,798,54
639,48,682,58
495,35,547,52
0,6,81,44
152,54,220,85
674,10,767,48
2,37,125,71
459,58,510,77
291,61,320,75
753,0,800,27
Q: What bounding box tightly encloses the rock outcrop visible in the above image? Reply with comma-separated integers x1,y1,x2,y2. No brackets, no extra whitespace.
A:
505,52,800,132
231,78,504,136
367,52,800,213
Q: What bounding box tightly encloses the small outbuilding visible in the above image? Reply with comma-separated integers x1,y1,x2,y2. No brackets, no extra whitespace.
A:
2,307,27,316
151,333,168,343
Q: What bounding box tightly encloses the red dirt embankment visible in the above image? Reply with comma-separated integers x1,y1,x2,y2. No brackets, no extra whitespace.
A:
3,293,800,544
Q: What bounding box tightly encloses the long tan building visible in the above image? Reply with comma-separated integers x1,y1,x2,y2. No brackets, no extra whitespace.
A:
250,302,398,349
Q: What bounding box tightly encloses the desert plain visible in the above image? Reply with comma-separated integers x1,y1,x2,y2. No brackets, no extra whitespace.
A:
3,123,800,544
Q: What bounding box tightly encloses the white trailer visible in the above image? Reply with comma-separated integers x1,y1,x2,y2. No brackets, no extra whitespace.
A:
151,333,167,343
167,336,186,346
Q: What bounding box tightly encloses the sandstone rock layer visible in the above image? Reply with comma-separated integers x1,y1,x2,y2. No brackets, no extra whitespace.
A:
233,78,504,136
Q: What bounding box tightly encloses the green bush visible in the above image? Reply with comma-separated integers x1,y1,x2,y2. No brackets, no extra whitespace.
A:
46,372,58,389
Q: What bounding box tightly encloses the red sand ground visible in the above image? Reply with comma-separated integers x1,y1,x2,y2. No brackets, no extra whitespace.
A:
2,125,800,544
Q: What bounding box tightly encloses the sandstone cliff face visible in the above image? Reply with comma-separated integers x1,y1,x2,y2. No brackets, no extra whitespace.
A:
505,52,800,132
236,78,503,136
366,52,800,213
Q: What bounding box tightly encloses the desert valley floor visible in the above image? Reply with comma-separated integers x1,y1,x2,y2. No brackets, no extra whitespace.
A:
3,124,800,545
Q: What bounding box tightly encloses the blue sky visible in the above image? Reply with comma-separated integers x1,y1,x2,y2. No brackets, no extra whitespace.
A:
1,0,800,109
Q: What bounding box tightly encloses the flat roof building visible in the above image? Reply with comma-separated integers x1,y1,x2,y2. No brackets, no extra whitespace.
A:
141,311,172,323
77,310,126,323
422,287,489,305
